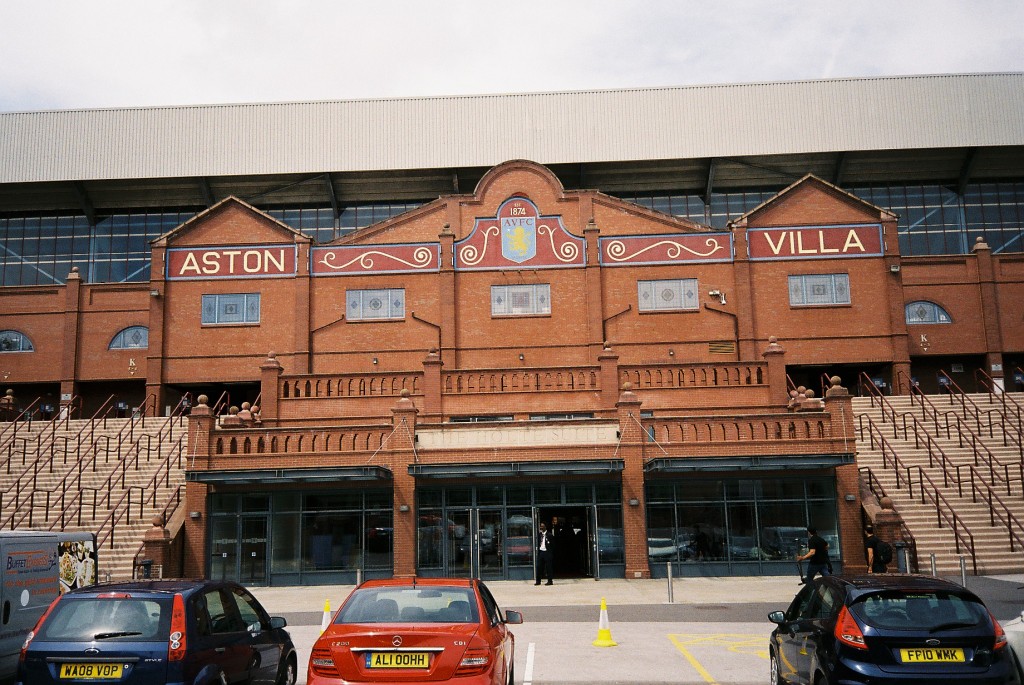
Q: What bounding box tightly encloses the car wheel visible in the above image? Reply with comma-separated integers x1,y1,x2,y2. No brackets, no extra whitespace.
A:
770,650,782,685
277,656,297,685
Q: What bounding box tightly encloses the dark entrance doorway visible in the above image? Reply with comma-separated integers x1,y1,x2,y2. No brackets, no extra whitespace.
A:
536,506,593,578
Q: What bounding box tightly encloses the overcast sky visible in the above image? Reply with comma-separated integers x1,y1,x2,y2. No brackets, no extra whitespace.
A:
1,1,1022,113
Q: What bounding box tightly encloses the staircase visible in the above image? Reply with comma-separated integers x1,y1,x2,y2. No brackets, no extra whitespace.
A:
854,390,1024,575
0,415,188,581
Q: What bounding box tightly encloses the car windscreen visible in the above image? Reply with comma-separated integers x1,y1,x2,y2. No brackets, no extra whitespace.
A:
335,587,479,624
850,590,989,631
39,597,171,641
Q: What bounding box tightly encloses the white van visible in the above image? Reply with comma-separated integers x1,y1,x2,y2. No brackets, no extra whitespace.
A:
0,531,97,685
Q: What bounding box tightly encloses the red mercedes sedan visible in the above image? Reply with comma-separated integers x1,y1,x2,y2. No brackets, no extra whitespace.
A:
308,578,523,685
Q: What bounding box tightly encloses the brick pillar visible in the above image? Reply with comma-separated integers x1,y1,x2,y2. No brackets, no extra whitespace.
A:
390,390,419,578
141,515,171,578
259,352,283,423
421,349,443,417
825,377,862,572
598,343,620,412
873,497,906,568
183,395,215,578
616,383,650,579
973,237,1005,388
892,361,913,396
183,482,209,578
60,267,82,408
584,219,605,359
762,336,787,408
438,225,457,364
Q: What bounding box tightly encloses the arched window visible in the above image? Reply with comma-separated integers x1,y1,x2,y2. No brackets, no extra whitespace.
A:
109,326,149,349
905,301,952,324
0,330,33,352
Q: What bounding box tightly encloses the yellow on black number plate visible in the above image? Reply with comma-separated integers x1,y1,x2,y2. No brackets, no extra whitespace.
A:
59,663,125,679
899,647,965,663
366,651,429,669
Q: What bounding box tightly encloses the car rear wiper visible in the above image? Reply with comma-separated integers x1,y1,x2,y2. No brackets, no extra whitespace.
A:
929,621,978,633
94,631,143,639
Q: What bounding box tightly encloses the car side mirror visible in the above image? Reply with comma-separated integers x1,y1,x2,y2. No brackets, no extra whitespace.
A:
768,611,787,625
269,616,287,629
504,610,524,625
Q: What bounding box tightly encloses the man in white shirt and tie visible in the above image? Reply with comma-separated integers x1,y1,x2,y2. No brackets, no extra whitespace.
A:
535,521,554,585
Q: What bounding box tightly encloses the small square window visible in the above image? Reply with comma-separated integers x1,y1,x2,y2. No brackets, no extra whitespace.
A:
346,289,405,321
638,279,699,312
201,293,261,325
491,284,550,316
788,274,850,307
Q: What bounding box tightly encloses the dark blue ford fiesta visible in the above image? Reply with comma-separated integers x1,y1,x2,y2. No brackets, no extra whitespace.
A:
768,574,1021,685
18,579,296,685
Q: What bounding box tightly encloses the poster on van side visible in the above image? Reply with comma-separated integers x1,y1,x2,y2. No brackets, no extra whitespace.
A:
57,539,97,593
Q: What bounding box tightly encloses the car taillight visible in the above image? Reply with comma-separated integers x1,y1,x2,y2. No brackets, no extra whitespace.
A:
991,612,1007,650
168,593,187,662
454,647,490,676
20,596,61,662
309,643,339,676
834,606,867,650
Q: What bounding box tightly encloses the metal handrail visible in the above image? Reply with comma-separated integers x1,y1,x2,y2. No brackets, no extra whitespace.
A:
95,428,188,550
959,464,1024,553
130,485,184,576
977,369,1024,428
867,406,1018,497
859,417,978,573
857,466,920,572
906,383,1023,489
0,396,44,458
907,465,979,575
211,391,231,417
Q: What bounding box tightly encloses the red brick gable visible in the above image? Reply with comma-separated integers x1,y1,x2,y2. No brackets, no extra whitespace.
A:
739,175,892,228
155,196,306,249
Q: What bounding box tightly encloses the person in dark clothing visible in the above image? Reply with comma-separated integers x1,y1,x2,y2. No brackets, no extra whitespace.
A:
796,526,830,582
534,521,554,585
552,516,572,575
864,524,888,573
692,525,711,561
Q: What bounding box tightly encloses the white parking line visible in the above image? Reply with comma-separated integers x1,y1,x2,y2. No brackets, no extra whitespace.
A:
523,641,536,685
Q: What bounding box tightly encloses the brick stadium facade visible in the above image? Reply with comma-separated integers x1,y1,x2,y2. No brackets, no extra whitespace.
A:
3,154,1022,583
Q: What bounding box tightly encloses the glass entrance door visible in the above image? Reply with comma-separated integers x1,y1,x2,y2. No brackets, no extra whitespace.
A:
445,509,505,579
240,517,268,585
209,515,269,584
476,509,503,579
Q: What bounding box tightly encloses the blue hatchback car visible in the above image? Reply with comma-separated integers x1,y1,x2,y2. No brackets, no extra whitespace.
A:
769,574,1019,685
17,579,296,685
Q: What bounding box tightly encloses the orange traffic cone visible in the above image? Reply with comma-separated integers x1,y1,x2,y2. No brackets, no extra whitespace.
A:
320,599,331,633
592,597,617,647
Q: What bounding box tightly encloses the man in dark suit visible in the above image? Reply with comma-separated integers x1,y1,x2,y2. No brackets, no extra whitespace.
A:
535,521,554,585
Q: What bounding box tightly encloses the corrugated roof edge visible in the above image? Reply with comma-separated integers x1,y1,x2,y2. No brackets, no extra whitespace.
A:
1,72,1020,117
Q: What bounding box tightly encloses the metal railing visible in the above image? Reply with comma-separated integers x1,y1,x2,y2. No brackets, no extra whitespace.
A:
858,466,919,572
858,416,978,573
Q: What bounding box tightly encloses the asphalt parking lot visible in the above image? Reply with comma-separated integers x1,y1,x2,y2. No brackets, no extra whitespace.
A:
253,574,1024,685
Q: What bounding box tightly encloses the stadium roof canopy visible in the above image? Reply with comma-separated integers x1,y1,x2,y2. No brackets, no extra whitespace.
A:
2,73,1022,214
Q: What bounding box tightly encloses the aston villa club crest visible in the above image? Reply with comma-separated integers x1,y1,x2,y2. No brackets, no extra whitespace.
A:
455,196,584,270
501,212,537,263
